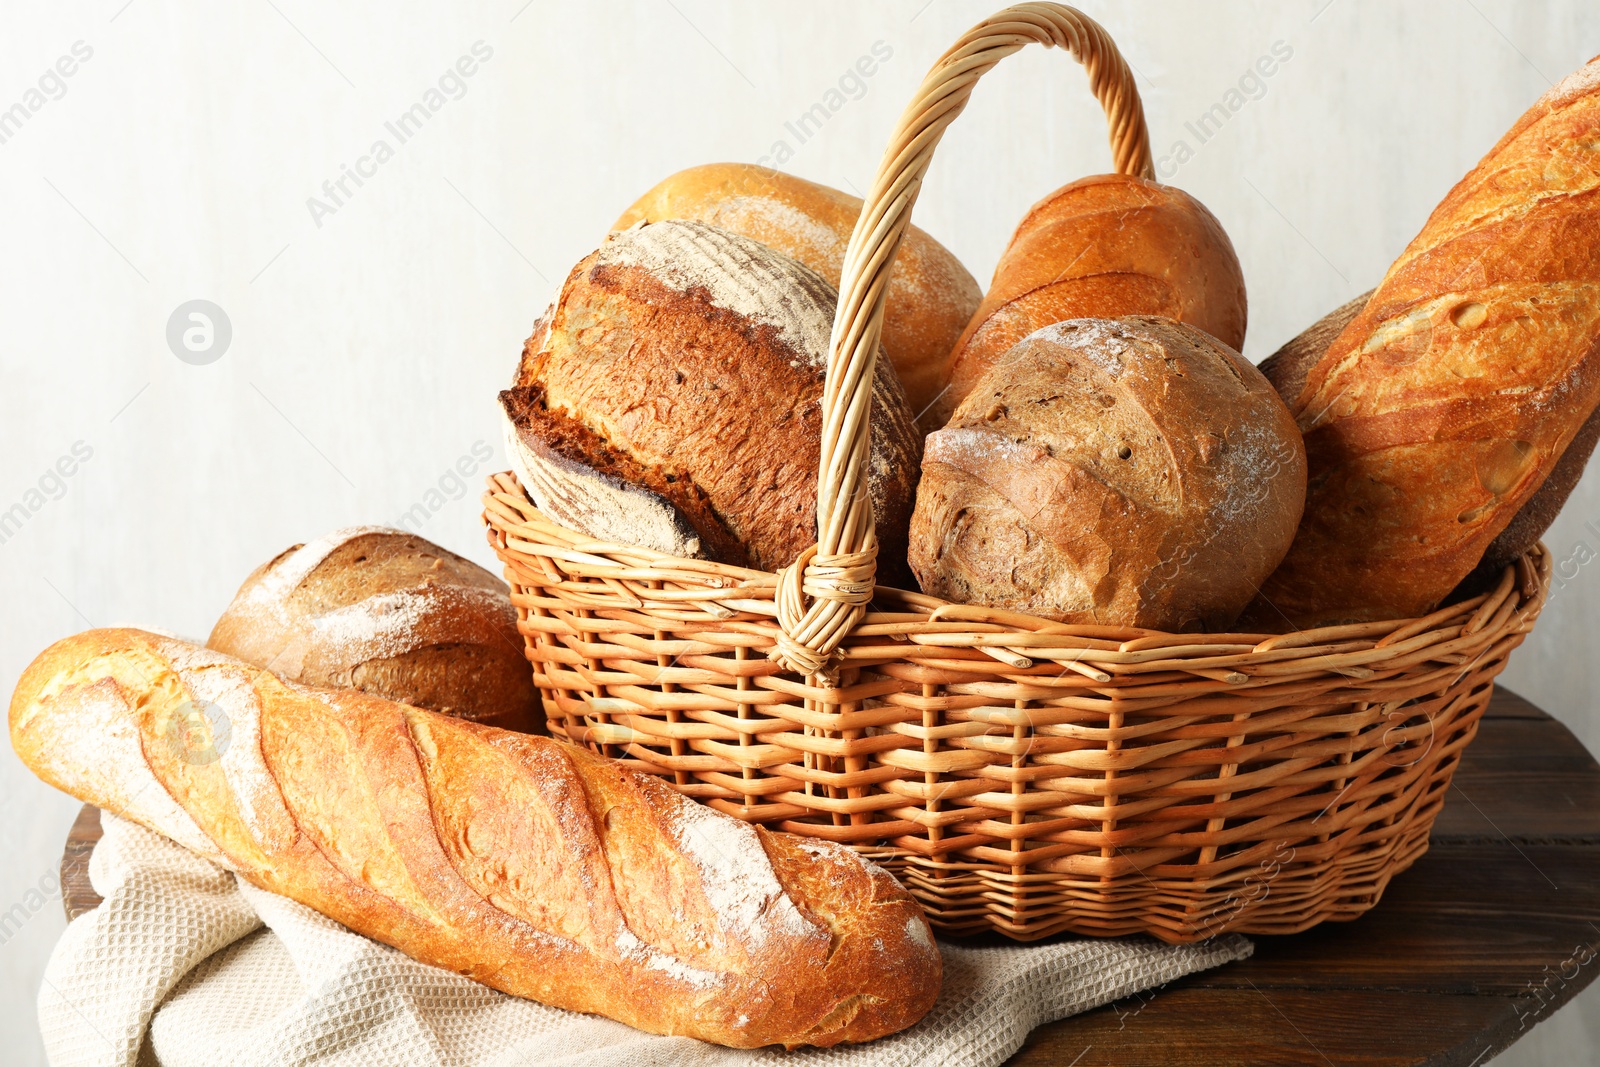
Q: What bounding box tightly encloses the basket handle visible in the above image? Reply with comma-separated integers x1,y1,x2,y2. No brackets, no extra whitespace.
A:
769,3,1151,678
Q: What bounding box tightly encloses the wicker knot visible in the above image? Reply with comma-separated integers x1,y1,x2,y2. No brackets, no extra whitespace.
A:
769,539,878,681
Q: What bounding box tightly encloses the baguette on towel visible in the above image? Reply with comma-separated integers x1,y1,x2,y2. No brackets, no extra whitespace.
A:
9,628,941,1049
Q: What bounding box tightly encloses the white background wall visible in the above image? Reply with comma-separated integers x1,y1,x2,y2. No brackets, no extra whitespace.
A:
1,1,1597,1063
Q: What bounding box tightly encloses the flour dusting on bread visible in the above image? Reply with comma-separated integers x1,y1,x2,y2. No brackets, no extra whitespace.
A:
247,526,391,605
670,794,819,947
208,529,536,730
1538,56,1600,110
598,220,835,366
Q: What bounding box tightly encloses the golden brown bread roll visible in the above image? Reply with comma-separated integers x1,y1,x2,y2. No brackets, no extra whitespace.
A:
10,629,941,1048
1253,59,1600,626
929,174,1247,428
909,317,1305,630
615,162,981,421
208,527,537,732
501,219,921,585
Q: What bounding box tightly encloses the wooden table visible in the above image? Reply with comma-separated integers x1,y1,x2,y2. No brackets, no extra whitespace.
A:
62,689,1600,1065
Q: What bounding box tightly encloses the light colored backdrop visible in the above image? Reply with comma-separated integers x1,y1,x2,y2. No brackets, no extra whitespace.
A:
2,1,1596,1063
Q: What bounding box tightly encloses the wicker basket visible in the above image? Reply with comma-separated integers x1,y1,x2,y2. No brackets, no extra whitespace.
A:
484,2,1551,943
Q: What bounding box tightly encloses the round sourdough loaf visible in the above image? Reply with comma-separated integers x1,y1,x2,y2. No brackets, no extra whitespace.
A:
613,163,981,422
500,218,922,585
207,527,538,731
909,316,1306,631
930,174,1247,428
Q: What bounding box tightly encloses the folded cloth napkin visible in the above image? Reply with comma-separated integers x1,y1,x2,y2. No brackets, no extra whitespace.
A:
40,814,1251,1067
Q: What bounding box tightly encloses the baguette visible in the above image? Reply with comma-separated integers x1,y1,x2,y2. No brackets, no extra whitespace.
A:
1258,290,1600,598
1253,60,1600,625
9,629,941,1049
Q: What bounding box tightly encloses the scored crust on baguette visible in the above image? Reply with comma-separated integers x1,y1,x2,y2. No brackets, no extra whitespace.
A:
10,629,941,1049
1253,57,1600,625
1260,289,1600,599
502,219,921,583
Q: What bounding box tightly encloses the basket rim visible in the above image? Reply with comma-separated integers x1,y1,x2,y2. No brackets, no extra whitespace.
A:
484,469,1551,666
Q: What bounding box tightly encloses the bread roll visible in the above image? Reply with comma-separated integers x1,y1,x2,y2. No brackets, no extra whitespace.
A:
930,174,1247,428
501,219,921,585
1254,60,1600,626
910,317,1305,631
208,527,536,733
1260,290,1600,599
10,629,941,1048
614,162,981,420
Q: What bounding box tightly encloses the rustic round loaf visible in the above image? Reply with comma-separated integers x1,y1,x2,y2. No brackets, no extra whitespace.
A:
500,218,922,585
207,527,538,731
930,174,1248,428
909,316,1306,631
613,162,982,423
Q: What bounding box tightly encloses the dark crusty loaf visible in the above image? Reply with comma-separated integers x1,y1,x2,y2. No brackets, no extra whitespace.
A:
10,629,941,1048
208,527,536,733
910,316,1305,631
929,174,1248,428
614,162,982,422
501,219,921,585
1253,59,1600,625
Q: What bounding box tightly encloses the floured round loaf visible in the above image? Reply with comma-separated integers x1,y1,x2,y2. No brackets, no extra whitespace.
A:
930,174,1248,428
500,219,922,585
909,316,1306,631
208,527,537,731
614,162,982,423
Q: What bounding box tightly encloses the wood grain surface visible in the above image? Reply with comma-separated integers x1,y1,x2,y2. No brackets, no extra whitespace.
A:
61,687,1600,1065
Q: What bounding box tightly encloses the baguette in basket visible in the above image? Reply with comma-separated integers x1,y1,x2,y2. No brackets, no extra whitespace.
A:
1253,55,1600,626
9,629,942,1048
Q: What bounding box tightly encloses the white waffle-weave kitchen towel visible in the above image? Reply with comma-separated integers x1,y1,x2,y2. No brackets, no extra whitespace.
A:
40,814,1251,1067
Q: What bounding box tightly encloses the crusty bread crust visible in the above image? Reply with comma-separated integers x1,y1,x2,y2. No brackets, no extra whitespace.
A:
208,528,536,732
1261,289,1600,602
507,220,921,586
910,317,1305,630
10,629,941,1049
614,162,981,422
1255,61,1600,625
500,381,747,565
931,174,1248,428
1257,291,1372,403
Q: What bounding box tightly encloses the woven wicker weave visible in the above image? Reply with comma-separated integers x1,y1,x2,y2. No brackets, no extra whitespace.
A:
484,3,1551,942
